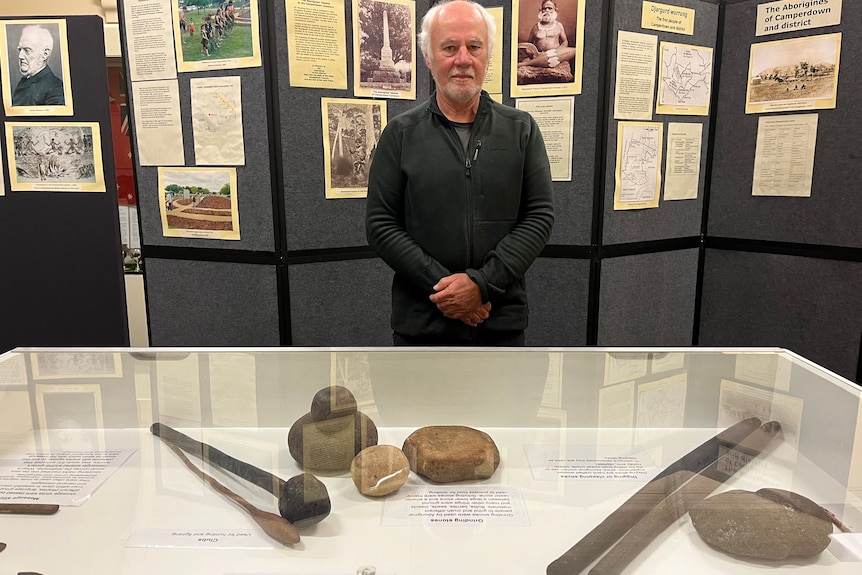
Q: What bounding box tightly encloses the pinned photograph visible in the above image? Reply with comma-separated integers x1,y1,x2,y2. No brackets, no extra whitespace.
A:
321,97,386,198
158,167,240,240
173,0,262,72
0,19,73,116
511,0,585,98
5,122,105,192
352,0,415,100
746,32,841,114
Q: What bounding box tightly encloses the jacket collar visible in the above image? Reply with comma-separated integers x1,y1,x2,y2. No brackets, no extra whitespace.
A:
427,89,492,124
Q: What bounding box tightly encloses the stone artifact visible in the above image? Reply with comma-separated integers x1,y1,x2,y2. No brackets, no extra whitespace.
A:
351,445,410,496
158,436,300,545
279,473,332,528
547,418,783,575
288,385,379,472
401,425,500,483
0,542,5,553
151,423,331,529
689,488,834,560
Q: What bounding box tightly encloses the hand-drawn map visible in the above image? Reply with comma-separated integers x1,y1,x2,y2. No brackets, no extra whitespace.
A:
614,121,662,210
657,42,713,116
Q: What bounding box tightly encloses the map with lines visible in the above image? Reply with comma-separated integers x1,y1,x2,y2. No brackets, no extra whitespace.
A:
618,123,661,204
659,43,713,108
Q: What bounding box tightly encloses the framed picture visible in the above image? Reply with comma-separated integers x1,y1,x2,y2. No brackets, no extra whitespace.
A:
352,0,416,100
0,19,73,116
30,352,122,380
511,0,585,98
5,122,106,192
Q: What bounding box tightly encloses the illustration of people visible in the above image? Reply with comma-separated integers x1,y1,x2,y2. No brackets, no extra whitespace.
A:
11,24,65,106
47,137,63,154
517,0,577,83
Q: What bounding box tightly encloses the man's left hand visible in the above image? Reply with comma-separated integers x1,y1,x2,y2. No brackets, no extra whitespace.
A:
430,273,484,319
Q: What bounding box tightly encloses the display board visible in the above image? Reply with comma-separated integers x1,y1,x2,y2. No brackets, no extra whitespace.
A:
0,15,128,352
116,1,860,382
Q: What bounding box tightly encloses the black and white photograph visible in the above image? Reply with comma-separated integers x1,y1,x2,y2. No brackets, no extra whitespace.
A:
511,0,585,98
0,19,73,116
5,122,106,192
746,32,841,114
321,97,386,198
352,0,415,100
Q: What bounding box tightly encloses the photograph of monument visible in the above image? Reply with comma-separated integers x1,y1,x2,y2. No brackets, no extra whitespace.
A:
352,0,415,100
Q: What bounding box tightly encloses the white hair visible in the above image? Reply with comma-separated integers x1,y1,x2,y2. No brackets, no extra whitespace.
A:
20,25,54,54
419,1,496,63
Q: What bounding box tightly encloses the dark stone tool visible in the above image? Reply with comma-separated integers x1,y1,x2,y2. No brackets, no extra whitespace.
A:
587,420,783,575
155,434,300,545
151,423,330,528
546,417,765,575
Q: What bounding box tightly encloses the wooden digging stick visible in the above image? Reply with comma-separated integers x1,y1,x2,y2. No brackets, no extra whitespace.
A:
588,420,783,575
546,417,763,575
156,436,300,545
151,422,284,498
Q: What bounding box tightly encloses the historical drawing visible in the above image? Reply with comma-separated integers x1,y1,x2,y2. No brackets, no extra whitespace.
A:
30,352,122,380
5,122,105,192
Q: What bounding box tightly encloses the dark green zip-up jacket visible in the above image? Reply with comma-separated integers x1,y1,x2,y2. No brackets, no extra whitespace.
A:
366,90,554,340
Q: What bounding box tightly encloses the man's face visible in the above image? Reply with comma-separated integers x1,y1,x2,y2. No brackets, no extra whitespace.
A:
539,3,557,24
17,31,48,76
425,2,489,108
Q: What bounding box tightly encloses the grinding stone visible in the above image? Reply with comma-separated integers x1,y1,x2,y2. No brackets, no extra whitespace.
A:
402,425,500,483
351,444,410,496
288,411,378,472
689,488,834,560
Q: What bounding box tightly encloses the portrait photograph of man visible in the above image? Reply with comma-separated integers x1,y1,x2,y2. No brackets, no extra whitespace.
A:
0,19,74,116
510,0,585,98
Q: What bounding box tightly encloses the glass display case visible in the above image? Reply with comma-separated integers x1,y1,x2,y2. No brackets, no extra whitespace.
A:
0,347,859,574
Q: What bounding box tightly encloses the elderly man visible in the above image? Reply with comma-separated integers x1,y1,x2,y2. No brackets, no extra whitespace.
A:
12,25,64,107
366,0,554,346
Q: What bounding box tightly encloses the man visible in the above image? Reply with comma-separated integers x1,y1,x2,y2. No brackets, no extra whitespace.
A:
366,0,554,346
12,25,65,107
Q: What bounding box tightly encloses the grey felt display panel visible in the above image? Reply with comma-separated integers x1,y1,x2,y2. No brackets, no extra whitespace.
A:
699,249,862,382
511,0,603,246
127,35,275,253
144,258,280,346
273,0,432,252
708,1,860,248
287,258,393,345
602,0,717,246
598,249,699,345
525,258,591,345
0,16,128,352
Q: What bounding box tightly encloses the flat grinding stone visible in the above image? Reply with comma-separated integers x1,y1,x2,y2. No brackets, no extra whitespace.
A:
351,444,410,496
401,425,500,483
689,488,834,560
